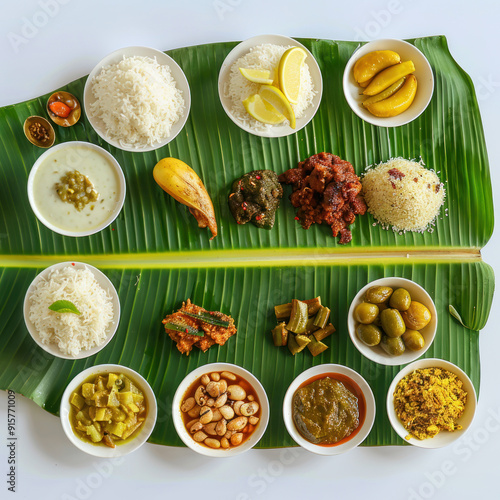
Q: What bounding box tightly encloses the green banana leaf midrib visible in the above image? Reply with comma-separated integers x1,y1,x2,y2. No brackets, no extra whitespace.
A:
0,248,484,269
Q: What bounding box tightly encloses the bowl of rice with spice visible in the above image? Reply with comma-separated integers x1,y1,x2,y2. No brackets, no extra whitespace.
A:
84,46,190,152
24,262,120,359
219,34,322,137
361,157,446,234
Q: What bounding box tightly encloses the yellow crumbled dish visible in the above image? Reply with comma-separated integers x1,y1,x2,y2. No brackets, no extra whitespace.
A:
393,367,467,440
361,158,445,233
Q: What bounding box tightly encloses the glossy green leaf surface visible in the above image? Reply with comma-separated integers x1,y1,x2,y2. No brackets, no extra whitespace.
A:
0,261,493,447
0,36,493,256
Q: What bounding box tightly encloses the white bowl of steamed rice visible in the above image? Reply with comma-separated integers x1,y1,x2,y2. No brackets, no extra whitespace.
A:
23,262,120,359
84,46,190,152
218,34,323,137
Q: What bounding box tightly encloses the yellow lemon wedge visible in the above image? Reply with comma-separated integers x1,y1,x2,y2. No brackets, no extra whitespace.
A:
259,85,296,129
239,68,274,85
243,94,286,125
278,47,307,105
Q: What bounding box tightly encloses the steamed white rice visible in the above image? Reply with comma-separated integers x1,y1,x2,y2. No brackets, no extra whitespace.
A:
89,55,185,148
28,266,114,357
224,44,316,131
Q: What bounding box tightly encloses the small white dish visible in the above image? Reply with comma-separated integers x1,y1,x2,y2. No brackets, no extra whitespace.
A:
23,261,120,360
84,46,191,152
27,141,126,237
172,362,269,457
60,364,157,457
218,34,323,138
348,277,437,366
387,358,477,448
343,39,434,127
283,364,375,455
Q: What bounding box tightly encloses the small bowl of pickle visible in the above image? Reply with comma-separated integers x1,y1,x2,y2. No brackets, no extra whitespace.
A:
347,277,437,366
47,91,81,127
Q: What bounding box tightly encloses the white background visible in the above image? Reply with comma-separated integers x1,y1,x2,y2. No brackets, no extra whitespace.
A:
1,1,499,499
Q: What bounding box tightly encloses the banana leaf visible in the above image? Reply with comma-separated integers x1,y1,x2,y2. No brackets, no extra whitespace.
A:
0,36,493,256
0,36,495,448
0,261,494,447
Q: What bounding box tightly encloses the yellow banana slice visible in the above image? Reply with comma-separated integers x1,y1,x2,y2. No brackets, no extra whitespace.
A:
153,158,218,240
365,74,417,117
358,77,373,88
353,50,401,84
362,77,406,107
363,60,415,96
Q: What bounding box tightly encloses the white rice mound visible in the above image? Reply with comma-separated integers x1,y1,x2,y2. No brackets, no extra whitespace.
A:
28,266,114,357
89,55,185,148
361,157,446,233
224,44,316,131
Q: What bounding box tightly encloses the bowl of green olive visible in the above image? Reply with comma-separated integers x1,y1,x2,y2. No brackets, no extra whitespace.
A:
347,277,437,366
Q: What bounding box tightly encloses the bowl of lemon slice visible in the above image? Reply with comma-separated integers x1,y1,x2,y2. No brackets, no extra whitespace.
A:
218,34,323,138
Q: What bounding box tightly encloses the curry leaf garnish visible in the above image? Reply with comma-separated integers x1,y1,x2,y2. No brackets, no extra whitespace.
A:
449,305,471,330
48,300,81,315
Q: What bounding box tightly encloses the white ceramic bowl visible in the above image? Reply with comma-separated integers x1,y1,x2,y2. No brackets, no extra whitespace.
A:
84,46,191,152
172,363,269,457
27,141,126,237
283,364,375,455
348,277,437,366
387,358,477,448
343,39,434,127
218,34,323,138
60,364,157,457
23,261,120,360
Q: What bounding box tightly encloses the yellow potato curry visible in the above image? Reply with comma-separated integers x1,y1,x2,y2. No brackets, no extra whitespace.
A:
69,372,147,448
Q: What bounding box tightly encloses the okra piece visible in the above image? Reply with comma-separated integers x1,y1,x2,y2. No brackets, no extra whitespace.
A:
313,323,336,342
307,336,329,357
274,297,322,319
288,333,310,355
286,300,309,333
295,334,311,348
304,316,319,334
305,297,322,316
313,306,331,329
274,302,292,320
272,322,288,347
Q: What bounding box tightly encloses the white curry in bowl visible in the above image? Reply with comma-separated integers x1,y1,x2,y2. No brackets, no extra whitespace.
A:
28,141,125,237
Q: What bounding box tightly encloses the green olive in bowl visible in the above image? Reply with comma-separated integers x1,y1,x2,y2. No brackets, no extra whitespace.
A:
356,324,383,346
389,288,411,311
380,309,406,338
354,303,379,324
365,286,393,304
402,301,432,330
348,277,437,366
402,330,425,351
380,336,405,356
